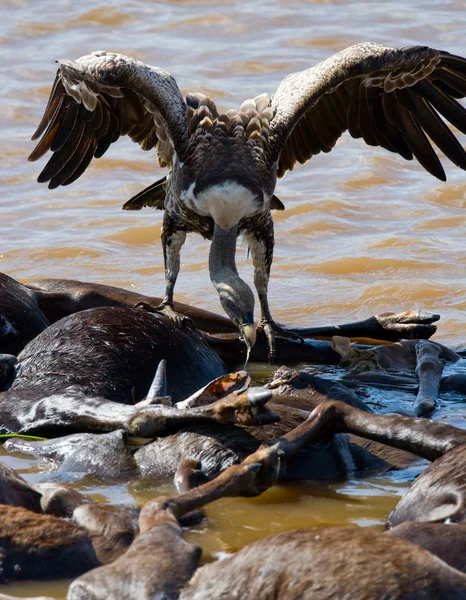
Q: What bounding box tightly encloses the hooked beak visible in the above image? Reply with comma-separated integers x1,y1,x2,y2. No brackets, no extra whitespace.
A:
238,313,257,350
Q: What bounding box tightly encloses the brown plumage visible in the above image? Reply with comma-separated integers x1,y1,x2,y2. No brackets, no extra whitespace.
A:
29,44,466,187
28,44,466,360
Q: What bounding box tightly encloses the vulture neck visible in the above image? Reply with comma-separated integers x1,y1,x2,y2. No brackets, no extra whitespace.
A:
209,223,256,355
209,224,242,290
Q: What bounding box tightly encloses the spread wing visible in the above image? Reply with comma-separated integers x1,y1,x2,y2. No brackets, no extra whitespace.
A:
29,52,189,189
269,43,466,181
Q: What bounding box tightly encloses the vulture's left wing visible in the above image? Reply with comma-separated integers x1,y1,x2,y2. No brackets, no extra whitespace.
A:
269,43,466,180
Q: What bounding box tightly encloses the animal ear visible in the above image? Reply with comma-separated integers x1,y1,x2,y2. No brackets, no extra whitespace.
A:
176,371,251,409
270,195,285,210
332,335,353,359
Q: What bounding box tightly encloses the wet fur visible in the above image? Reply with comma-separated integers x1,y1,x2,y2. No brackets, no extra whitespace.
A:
388,444,466,526
0,505,99,582
0,273,49,355
387,522,466,575
9,306,226,403
136,399,391,481
28,276,237,334
182,527,466,599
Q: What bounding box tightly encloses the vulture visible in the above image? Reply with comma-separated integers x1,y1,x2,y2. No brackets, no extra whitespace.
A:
29,43,466,360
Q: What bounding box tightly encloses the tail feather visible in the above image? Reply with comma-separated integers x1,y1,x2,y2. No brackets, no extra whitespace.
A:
271,195,285,210
122,176,167,210
123,177,285,212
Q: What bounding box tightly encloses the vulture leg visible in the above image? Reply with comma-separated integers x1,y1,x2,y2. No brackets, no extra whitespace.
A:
245,214,303,362
136,213,188,326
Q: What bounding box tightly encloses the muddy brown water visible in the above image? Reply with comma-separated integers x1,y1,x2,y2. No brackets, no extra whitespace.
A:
1,0,466,596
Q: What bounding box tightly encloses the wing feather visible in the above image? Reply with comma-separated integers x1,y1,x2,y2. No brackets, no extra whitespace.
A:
409,96,466,169
94,102,111,139
28,95,66,162
48,122,94,188
270,43,466,180
50,100,78,152
327,92,347,129
62,138,98,186
95,111,120,158
313,102,341,151
365,91,395,153
346,82,363,139
432,68,466,98
392,92,446,180
415,80,466,134
31,75,64,141
37,119,86,184
29,52,188,189
288,120,308,164
381,93,413,160
301,114,322,156
358,83,379,147
140,127,159,152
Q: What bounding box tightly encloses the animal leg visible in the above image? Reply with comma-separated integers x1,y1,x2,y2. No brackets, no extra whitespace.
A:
413,340,444,417
67,458,270,600
128,386,279,436
245,216,303,362
136,214,189,326
281,400,466,462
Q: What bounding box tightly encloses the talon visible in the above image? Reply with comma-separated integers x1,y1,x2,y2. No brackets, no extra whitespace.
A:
134,301,159,313
263,323,276,364
258,319,304,363
135,301,194,329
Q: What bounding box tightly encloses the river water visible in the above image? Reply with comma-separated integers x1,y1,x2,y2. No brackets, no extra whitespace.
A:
1,0,466,596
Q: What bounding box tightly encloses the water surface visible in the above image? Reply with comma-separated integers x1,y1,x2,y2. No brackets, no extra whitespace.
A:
1,0,466,596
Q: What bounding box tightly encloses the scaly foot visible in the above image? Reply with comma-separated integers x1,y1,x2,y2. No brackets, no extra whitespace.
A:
258,319,304,363
134,301,194,329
